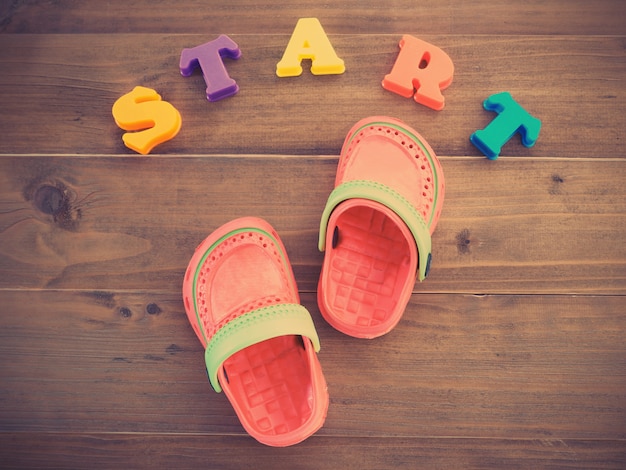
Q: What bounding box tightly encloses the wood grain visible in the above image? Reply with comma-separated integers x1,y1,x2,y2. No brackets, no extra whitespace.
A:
0,291,624,440
2,0,625,35
1,156,624,293
2,434,625,470
0,34,625,157
1,0,625,467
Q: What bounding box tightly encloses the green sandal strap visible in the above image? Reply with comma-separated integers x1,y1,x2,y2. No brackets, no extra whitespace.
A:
204,303,320,392
318,179,432,281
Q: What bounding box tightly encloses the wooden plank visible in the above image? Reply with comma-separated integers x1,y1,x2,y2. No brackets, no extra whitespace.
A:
2,0,625,35
1,433,625,470
0,290,624,439
0,34,625,157
1,156,625,293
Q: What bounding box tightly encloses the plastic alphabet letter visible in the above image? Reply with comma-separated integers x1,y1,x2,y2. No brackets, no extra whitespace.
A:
180,35,242,101
276,17,345,77
382,35,454,111
112,86,182,155
470,92,542,160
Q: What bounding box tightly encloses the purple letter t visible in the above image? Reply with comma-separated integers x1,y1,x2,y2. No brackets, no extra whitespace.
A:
179,35,241,102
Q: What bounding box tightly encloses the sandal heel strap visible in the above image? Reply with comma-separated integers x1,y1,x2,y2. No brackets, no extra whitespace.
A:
205,303,320,392
318,179,432,281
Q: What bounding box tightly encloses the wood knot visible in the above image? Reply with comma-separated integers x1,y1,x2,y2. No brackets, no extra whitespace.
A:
34,185,65,215
146,303,161,315
456,228,471,255
166,344,183,354
31,182,80,230
549,174,565,195
119,307,132,318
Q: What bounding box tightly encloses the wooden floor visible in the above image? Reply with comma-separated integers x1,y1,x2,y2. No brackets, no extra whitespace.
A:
1,1,625,468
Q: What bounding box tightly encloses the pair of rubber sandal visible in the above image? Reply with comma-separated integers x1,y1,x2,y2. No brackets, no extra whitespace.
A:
182,116,444,446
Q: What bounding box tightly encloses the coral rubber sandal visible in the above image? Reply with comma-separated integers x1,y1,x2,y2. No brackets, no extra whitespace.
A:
182,217,329,446
318,116,445,338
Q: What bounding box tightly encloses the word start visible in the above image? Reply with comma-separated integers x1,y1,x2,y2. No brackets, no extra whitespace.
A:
112,17,540,159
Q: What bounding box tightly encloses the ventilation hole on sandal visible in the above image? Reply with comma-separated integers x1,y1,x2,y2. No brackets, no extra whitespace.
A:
425,185,429,190
423,192,427,197
184,297,190,310
332,226,340,248
421,165,426,170
409,144,414,149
